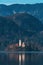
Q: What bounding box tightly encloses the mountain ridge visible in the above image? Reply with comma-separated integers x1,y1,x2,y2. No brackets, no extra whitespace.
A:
0,3,43,22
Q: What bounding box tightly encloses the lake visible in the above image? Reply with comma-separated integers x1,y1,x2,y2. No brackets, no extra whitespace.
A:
0,52,43,65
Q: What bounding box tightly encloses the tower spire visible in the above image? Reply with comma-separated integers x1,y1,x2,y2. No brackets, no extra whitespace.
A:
18,27,22,47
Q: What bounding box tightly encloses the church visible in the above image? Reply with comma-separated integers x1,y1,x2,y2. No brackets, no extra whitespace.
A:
19,39,25,48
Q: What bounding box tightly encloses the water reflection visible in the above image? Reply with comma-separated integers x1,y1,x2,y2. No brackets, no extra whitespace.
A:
19,54,25,65
19,54,21,65
0,52,43,65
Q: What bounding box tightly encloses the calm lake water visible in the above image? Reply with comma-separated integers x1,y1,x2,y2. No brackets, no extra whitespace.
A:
0,52,43,65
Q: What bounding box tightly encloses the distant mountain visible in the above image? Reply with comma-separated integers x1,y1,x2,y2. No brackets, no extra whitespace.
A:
0,13,43,51
10,13,43,32
0,3,43,22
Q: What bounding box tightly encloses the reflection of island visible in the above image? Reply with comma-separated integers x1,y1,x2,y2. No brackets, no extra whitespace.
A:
0,53,43,65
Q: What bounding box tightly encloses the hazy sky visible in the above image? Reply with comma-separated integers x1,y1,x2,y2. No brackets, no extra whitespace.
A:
0,0,43,5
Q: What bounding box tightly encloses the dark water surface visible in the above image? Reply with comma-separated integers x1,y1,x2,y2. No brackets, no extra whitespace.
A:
0,52,43,65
